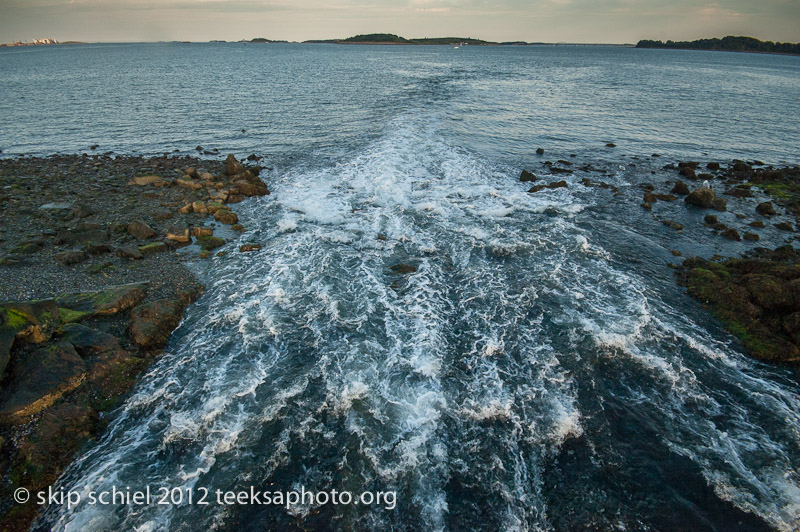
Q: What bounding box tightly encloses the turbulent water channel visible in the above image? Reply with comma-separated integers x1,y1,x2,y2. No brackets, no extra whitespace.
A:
2,43,798,532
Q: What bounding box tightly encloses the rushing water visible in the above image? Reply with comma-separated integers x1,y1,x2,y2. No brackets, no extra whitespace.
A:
2,43,800,531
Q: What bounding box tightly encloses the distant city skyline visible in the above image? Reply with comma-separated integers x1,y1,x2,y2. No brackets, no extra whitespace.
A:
1,0,799,45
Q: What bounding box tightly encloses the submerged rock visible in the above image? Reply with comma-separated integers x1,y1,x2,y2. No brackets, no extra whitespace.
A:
390,263,417,274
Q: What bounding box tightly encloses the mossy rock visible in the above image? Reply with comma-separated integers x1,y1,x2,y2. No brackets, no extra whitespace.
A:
138,242,168,256
197,236,225,251
55,283,146,318
0,300,60,344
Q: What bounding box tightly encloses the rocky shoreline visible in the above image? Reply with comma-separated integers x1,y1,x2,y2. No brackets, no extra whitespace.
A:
0,153,268,531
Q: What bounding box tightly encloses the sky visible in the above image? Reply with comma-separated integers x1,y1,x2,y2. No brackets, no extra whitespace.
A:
1,0,799,44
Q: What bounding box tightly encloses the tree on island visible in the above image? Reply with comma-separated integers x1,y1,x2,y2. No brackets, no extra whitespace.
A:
636,36,800,55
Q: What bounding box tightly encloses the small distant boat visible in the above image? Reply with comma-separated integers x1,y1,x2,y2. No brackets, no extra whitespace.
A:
454,46,459,49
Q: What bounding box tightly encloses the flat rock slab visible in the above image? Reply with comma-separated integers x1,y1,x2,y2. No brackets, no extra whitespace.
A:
0,341,87,421
59,323,122,357
129,298,186,348
55,283,147,320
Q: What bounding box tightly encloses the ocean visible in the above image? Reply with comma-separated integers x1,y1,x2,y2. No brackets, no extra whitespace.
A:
2,42,800,531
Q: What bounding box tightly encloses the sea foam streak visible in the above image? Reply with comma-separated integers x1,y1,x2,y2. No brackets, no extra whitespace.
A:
36,114,800,532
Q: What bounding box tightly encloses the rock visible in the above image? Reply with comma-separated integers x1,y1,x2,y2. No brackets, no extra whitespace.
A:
390,263,417,274
116,246,143,260
678,162,699,169
744,232,760,241
192,201,208,214
704,215,719,225
165,227,190,243
641,202,652,211
536,148,545,155
225,154,245,176
56,283,146,319
55,250,87,265
232,180,269,196
226,194,246,204
721,228,741,241
184,167,198,178
11,240,44,255
214,209,238,225
749,220,766,228
519,170,537,182
679,166,696,179
59,323,121,357
671,181,690,195
684,187,718,209
605,143,616,148
239,244,262,252
206,201,225,214
138,242,168,256
756,202,777,216
71,204,95,219
0,341,87,422
176,177,203,191
127,220,155,240
38,202,75,219
745,275,792,311
231,224,245,233
662,220,683,231
178,203,193,214
129,298,187,348
672,250,682,256
732,161,752,173
128,175,165,186
654,194,678,201
0,300,60,344
191,227,214,238
0,326,14,378
707,162,720,170
643,192,657,204
775,222,795,231
199,172,214,181
197,236,225,251
724,186,754,198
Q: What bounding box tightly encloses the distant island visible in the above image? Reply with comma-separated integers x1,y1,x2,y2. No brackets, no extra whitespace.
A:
304,33,497,45
636,35,800,55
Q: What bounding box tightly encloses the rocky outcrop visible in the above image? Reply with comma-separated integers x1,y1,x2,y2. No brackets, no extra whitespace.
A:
128,298,188,348
684,187,726,211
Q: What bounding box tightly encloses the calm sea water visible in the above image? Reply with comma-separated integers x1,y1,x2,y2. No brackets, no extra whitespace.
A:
2,43,800,532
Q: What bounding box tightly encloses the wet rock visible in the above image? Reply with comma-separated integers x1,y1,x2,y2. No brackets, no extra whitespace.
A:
707,162,721,170
536,148,545,155
127,221,155,240
721,228,742,241
232,180,269,197
641,202,653,211
519,170,537,182
191,227,214,238
206,201,225,214
678,162,699,169
55,283,146,319
55,250,87,265
724,185,754,198
732,161,752,173
184,167,198,178
239,244,262,252
704,215,719,225
685,187,725,210
0,341,87,422
225,154,245,176
165,226,190,243
679,166,696,179
662,220,683,231
197,236,225,251
605,143,616,148
176,177,203,191
59,323,122,357
0,300,60,344
192,201,208,214
178,203,193,214
756,202,777,216
775,222,795,231
214,209,238,225
744,232,760,241
749,220,766,228
129,298,187,349
671,181,690,195
231,224,245,233
654,194,678,201
138,242,167,256
390,263,417,274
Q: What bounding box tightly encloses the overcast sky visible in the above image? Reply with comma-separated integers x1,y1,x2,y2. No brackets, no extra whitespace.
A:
1,0,799,44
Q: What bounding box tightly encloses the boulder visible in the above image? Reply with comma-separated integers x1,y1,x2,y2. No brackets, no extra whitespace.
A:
116,246,143,260
214,209,238,225
756,202,777,216
192,201,208,214
721,228,741,241
191,227,214,238
129,298,187,348
685,187,725,210
0,300,60,344
671,181,690,195
704,215,718,225
59,323,122,357
56,283,146,319
197,236,225,251
707,162,720,170
233,180,269,196
519,170,537,182
662,220,683,231
55,250,87,265
127,221,155,240
0,341,87,422
55,228,108,247
679,166,696,179
165,226,190,243
225,154,245,176
176,177,203,191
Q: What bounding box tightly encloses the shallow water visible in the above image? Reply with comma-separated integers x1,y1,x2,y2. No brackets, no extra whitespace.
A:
2,43,800,531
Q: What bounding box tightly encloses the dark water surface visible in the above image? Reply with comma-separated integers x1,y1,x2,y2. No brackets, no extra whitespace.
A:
2,43,799,531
